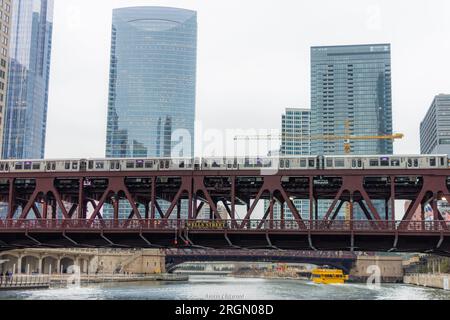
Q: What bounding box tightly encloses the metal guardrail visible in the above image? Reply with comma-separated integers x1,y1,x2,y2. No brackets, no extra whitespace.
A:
0,275,50,289
0,219,448,233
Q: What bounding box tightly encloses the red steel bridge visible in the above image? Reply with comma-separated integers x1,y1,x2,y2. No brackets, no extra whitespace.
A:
0,168,449,255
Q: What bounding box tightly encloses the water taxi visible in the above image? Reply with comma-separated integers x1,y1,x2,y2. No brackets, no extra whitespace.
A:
311,268,349,284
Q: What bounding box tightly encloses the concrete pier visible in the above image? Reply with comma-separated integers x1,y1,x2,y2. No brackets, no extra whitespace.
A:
404,274,450,290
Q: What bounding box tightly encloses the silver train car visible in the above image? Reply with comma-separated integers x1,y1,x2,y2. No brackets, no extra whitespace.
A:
0,155,448,173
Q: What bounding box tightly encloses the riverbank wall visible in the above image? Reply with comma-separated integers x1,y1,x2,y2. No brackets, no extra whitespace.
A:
404,274,450,290
50,273,188,286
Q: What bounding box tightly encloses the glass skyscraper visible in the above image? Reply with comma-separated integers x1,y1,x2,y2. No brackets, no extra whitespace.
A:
311,44,393,219
105,6,197,159
311,44,393,156
104,7,197,219
2,0,54,160
266,108,311,220
420,94,450,155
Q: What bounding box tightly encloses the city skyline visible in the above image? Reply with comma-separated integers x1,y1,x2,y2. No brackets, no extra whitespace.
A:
40,0,450,159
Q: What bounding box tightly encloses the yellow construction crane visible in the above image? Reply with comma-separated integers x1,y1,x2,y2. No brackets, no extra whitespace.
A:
234,133,404,154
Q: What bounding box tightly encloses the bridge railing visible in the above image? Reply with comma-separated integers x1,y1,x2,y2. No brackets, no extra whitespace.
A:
0,219,448,233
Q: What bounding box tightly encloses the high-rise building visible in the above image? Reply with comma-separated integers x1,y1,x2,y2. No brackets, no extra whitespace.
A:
105,6,197,159
0,0,12,157
2,0,54,160
311,44,393,219
268,108,311,220
311,44,393,156
420,94,450,155
104,7,197,218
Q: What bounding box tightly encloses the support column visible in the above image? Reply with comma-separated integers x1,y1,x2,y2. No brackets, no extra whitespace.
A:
57,258,61,275
390,176,396,222
349,193,354,231
17,255,22,275
38,257,43,274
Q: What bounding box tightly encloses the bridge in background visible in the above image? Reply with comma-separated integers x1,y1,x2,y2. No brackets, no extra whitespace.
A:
0,168,449,255
165,249,357,273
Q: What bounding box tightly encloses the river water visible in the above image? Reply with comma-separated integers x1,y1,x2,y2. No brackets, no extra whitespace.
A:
0,276,449,300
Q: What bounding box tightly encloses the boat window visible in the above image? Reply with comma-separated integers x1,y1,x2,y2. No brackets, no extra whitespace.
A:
335,159,345,167
126,162,134,169
430,158,436,167
391,159,400,167
15,163,23,170
369,159,379,167
32,163,41,170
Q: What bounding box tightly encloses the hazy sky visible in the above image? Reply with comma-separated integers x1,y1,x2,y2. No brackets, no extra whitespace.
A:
45,0,450,158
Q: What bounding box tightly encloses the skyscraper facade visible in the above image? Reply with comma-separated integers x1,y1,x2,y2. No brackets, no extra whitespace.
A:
2,0,54,160
311,44,393,219
311,44,393,156
269,108,311,220
0,0,12,157
420,94,450,155
105,6,197,159
104,7,197,219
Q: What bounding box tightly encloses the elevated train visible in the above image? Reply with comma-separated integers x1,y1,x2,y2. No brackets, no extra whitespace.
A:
0,155,448,174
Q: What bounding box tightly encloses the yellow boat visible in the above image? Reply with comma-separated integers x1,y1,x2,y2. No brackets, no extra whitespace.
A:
311,268,349,284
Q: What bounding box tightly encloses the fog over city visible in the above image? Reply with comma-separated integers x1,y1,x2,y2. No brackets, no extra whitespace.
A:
45,0,450,158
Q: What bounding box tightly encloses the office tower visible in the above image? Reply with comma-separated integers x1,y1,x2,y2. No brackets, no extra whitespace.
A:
268,108,311,220
105,6,197,159
311,44,393,219
420,94,450,155
311,44,393,156
0,0,11,157
104,7,197,218
2,0,54,160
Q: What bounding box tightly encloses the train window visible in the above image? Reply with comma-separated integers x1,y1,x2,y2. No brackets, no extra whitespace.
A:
414,159,418,167
285,160,290,168
52,163,56,171
160,160,165,169
24,162,32,170
179,161,185,169
358,160,362,167
165,161,170,168
65,162,70,170
0,164,3,171
145,161,153,169
335,159,345,167
352,160,357,168
5,163,8,171
136,161,144,169
126,162,134,169
407,159,412,167
300,159,307,168
308,159,315,167
95,162,104,169
441,157,445,166
15,163,23,170
212,161,220,168
326,159,333,167
430,158,436,167
380,157,389,166
109,162,115,170
46,162,51,171
391,159,400,167
280,160,285,168
32,163,40,170
369,159,379,167
72,162,78,170
116,162,120,170
88,161,94,170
